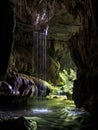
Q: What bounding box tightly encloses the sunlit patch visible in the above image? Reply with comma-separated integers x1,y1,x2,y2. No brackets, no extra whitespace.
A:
32,108,52,114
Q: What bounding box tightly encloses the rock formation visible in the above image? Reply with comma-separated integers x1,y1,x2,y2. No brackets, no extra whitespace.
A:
0,0,15,79
67,0,98,114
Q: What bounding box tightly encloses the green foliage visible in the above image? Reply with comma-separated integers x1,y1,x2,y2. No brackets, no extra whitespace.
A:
59,69,76,94
49,68,76,96
59,69,76,84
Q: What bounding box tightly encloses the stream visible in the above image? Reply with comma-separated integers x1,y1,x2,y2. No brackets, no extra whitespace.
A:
0,98,91,130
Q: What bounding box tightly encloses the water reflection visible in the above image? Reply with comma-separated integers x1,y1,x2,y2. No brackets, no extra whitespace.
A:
32,108,52,114
65,108,86,116
0,99,90,130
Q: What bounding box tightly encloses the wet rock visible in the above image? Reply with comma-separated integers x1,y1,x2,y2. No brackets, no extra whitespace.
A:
0,81,12,95
0,116,37,130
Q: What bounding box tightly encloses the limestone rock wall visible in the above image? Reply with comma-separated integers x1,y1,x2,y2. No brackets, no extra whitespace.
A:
0,0,15,80
67,0,98,113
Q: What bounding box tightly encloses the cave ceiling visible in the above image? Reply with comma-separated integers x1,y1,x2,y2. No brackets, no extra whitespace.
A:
10,0,81,42
48,10,81,41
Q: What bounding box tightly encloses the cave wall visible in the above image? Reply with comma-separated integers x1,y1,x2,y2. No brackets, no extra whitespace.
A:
67,0,98,113
0,0,15,80
8,29,33,74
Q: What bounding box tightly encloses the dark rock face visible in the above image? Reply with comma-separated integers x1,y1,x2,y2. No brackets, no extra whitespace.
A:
67,0,98,113
31,77,51,97
0,117,37,130
4,71,51,98
0,0,15,79
0,81,12,95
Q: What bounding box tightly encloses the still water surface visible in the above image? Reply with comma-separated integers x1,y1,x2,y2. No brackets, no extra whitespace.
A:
0,98,90,130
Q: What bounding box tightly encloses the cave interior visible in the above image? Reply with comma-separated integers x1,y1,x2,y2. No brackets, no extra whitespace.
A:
1,0,98,123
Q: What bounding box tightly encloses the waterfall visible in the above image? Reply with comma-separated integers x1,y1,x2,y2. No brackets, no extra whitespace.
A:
33,32,46,80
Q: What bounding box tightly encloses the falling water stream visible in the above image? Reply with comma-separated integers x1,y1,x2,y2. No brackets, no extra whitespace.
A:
33,32,46,80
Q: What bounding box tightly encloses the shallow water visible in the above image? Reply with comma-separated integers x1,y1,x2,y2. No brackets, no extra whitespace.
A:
0,98,90,130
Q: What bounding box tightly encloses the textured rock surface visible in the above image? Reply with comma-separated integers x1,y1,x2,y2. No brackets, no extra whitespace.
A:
67,0,98,113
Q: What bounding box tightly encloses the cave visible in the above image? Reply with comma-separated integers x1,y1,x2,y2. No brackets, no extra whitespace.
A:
1,0,98,129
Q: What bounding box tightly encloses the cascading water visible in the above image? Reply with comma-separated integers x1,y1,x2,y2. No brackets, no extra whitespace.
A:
33,32,46,80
